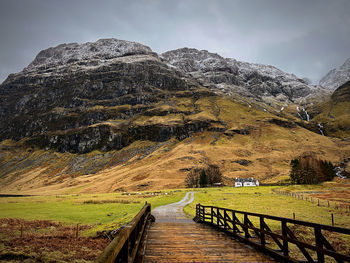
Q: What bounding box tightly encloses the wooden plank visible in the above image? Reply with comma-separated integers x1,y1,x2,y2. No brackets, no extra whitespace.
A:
144,222,276,263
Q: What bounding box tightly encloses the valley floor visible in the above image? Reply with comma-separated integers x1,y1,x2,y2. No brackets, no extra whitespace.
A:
0,184,349,262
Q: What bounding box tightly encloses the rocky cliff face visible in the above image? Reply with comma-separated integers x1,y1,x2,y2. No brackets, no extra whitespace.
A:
1,39,349,193
0,38,338,154
320,58,350,90
0,39,216,153
161,48,317,104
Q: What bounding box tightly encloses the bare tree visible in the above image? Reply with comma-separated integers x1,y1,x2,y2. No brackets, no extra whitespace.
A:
185,165,223,188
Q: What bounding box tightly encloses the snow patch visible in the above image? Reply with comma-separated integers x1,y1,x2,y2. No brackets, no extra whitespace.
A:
319,58,350,89
24,38,154,72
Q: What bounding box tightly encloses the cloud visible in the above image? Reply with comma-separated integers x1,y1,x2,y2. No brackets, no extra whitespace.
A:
0,0,349,83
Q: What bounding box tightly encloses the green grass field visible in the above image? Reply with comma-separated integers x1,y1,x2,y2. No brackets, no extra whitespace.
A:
1,185,349,262
184,185,350,261
1,185,349,235
184,186,350,229
0,190,185,236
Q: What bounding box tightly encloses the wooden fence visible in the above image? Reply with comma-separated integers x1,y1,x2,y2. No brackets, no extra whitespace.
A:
195,204,350,263
274,189,350,213
95,203,154,263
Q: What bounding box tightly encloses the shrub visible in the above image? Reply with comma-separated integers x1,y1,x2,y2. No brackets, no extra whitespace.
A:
290,155,336,184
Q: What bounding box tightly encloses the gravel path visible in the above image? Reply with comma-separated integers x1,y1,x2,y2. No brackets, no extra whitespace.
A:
151,191,195,222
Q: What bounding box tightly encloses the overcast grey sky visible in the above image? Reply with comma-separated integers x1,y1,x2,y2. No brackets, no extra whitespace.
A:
0,0,349,84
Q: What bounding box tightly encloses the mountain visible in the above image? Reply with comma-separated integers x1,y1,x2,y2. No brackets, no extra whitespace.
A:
310,81,350,138
319,58,350,90
0,39,349,194
0,39,212,153
161,48,321,106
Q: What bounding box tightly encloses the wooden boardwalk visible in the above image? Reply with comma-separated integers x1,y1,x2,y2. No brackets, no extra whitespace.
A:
143,192,275,263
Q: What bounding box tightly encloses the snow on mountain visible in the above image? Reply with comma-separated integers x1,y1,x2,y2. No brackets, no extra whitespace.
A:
6,38,327,109
24,38,156,72
319,58,350,90
161,47,237,74
162,48,315,103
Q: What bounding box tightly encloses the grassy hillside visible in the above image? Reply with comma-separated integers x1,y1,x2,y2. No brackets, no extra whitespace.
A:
310,81,350,138
1,94,349,194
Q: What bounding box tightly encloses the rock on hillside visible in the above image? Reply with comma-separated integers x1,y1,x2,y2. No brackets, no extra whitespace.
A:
0,39,215,153
162,48,317,104
320,58,350,90
0,38,339,155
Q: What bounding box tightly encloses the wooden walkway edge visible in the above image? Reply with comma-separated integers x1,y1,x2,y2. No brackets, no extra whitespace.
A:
143,192,275,263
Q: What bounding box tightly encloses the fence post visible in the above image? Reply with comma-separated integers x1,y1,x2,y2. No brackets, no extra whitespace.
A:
211,207,214,224
244,214,249,239
201,205,205,221
232,211,238,233
260,216,266,246
217,208,220,226
224,210,227,230
282,220,289,258
315,227,325,263
331,213,334,226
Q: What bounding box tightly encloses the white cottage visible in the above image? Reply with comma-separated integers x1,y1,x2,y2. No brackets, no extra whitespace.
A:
234,177,259,187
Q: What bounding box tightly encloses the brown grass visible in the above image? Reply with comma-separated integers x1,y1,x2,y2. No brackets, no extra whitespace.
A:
0,96,350,194
0,218,109,262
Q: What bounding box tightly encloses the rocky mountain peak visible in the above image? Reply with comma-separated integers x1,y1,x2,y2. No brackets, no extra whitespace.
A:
319,58,350,90
161,48,237,74
162,47,314,104
24,38,156,72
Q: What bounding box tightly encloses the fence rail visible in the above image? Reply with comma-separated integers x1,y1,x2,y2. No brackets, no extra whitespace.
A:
273,189,350,213
95,203,154,263
195,204,350,263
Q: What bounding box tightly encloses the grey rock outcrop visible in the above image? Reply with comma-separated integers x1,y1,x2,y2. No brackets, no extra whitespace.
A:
161,48,315,104
320,58,350,90
0,39,215,153
0,38,331,154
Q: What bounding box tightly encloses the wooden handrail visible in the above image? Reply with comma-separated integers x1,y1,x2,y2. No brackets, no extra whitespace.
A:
195,204,350,263
95,203,154,263
198,205,350,234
